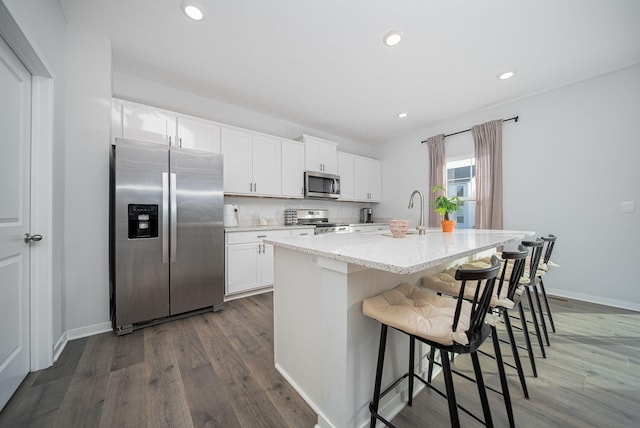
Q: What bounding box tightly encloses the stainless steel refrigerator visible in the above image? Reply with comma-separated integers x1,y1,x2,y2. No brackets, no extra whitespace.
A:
110,138,224,335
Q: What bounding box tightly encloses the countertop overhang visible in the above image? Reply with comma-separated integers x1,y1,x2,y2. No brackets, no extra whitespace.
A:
266,228,535,274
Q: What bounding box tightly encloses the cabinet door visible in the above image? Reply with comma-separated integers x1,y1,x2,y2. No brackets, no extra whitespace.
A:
122,102,172,145
304,137,324,172
221,127,252,194
337,152,354,201
252,134,281,196
321,142,338,174
177,116,221,153
281,140,305,198
354,157,382,202
368,160,382,202
226,243,260,294
260,243,275,286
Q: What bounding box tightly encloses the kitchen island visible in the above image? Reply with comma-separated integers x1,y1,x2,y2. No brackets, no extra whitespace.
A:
265,228,533,428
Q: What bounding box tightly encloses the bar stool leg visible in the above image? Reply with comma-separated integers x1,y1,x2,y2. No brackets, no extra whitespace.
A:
470,352,494,428
408,336,415,406
517,302,538,377
491,326,515,428
427,346,436,382
440,350,460,428
370,324,388,428
503,310,529,398
539,278,557,333
524,286,546,358
532,283,551,346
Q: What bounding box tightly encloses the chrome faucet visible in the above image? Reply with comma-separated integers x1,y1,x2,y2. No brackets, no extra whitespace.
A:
408,190,426,235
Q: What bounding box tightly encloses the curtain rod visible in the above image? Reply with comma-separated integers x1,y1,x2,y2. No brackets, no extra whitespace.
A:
420,116,519,143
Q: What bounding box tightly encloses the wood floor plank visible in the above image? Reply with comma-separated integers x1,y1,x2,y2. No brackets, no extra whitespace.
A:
143,323,195,428
194,313,291,428
170,316,243,427
110,329,145,372
99,362,147,428
2,292,639,427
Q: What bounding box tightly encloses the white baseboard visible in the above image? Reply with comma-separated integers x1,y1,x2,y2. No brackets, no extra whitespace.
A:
547,288,640,313
52,321,112,363
277,361,435,428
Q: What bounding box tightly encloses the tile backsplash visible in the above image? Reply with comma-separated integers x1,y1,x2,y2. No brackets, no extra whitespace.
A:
224,196,377,227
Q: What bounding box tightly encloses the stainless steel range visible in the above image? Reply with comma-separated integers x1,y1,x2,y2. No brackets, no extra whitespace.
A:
288,209,351,235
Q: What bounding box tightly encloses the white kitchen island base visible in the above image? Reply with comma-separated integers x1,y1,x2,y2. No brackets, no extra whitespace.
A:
269,229,533,428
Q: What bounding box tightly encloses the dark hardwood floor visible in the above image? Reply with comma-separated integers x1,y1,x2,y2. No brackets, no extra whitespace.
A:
1,293,639,427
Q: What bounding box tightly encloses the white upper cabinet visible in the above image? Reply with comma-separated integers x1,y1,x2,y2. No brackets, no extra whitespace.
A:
112,99,380,201
337,152,355,201
221,127,281,196
354,156,382,202
176,116,221,153
301,135,338,174
121,100,174,145
251,134,282,196
222,128,253,194
281,139,305,198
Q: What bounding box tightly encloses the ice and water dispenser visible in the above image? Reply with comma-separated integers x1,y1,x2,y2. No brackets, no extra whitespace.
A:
128,204,159,239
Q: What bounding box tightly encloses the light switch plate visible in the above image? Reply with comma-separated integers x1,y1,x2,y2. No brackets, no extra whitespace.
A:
622,201,636,213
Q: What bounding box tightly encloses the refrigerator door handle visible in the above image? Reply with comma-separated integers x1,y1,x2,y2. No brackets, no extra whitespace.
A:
162,172,169,263
170,173,177,263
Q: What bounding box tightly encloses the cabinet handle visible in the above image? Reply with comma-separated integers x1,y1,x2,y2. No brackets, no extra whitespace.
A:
254,182,257,192
168,136,172,145
299,233,308,236
250,182,253,192
179,137,182,147
258,244,261,254
257,235,267,238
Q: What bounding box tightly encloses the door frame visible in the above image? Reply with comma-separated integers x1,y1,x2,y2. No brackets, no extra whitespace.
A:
1,2,55,371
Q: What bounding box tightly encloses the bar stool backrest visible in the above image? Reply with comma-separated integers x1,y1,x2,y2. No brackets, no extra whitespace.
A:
453,255,500,337
541,234,557,265
521,239,544,284
498,245,529,300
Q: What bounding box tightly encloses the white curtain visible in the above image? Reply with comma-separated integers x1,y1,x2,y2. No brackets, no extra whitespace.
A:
472,120,503,229
426,134,445,227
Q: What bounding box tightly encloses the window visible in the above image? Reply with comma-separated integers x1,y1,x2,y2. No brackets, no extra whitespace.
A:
446,157,476,229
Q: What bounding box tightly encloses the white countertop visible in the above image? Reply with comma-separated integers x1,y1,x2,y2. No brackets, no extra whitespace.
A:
266,228,535,274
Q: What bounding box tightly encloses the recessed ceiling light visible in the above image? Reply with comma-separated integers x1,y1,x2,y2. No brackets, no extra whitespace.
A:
181,1,204,21
498,70,516,80
383,31,403,47
397,112,408,118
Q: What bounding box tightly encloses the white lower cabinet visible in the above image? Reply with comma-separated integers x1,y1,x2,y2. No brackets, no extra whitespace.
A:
351,224,389,233
225,228,314,297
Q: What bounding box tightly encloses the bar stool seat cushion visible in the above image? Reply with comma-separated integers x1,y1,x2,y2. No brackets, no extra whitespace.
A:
362,283,471,346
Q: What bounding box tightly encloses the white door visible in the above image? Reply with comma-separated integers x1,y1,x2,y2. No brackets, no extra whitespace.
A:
0,36,32,410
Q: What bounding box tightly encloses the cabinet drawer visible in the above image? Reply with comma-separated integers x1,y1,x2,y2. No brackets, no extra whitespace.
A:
226,229,291,245
291,228,315,238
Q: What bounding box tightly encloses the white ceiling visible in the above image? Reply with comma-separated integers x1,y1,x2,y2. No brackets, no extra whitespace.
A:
59,0,640,144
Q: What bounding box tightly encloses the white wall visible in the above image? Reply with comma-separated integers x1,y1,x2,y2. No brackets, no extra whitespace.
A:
375,64,640,310
63,26,112,333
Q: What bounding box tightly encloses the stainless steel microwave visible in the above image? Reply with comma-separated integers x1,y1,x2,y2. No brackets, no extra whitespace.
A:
304,171,340,199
